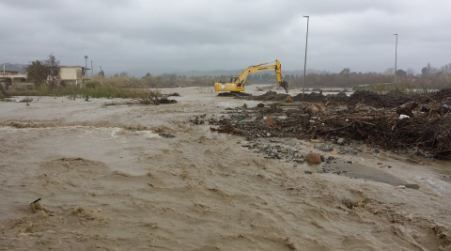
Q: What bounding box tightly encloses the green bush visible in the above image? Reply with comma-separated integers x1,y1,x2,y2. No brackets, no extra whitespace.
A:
353,83,412,94
84,80,101,89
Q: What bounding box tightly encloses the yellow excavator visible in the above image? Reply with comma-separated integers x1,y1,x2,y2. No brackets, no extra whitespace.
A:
214,59,288,93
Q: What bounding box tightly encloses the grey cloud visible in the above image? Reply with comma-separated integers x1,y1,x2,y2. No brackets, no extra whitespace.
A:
1,0,451,75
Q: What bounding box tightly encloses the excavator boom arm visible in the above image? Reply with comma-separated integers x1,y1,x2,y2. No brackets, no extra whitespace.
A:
236,60,283,85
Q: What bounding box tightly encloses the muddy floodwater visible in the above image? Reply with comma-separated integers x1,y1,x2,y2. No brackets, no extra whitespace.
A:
1,86,450,250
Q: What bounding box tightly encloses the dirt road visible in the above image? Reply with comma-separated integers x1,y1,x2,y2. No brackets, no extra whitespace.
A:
1,86,450,250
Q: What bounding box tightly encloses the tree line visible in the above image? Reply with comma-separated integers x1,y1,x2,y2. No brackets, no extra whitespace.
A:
24,55,451,90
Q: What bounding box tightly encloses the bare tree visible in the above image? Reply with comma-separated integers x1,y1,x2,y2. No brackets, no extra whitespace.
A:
46,54,59,88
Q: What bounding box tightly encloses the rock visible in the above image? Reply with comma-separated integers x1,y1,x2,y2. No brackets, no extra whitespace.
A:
257,103,265,108
295,158,305,163
304,171,313,175
337,138,345,145
325,156,335,164
399,114,410,120
404,184,420,190
306,153,322,165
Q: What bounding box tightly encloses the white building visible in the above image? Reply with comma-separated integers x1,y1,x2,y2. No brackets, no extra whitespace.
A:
59,66,87,86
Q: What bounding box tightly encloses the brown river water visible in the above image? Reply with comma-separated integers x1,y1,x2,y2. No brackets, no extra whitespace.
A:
0,86,450,250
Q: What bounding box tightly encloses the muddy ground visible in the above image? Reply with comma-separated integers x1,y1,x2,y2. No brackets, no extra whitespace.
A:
0,86,450,250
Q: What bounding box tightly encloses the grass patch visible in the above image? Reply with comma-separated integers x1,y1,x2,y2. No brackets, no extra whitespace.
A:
352,82,436,94
353,83,407,94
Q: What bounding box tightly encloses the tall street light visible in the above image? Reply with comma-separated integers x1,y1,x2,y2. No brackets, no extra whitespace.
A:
393,33,399,83
303,16,310,92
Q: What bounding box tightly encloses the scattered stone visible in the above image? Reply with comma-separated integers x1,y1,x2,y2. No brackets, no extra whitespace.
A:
306,153,322,165
315,143,334,152
338,146,359,155
325,156,335,164
243,140,305,163
337,138,345,145
190,114,207,125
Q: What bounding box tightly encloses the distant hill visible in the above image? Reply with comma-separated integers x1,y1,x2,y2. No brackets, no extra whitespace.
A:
175,70,312,77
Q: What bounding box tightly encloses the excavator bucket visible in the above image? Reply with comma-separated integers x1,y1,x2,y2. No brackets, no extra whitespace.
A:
281,81,289,93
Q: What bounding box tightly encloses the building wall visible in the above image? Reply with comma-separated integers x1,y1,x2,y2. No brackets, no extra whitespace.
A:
60,67,83,81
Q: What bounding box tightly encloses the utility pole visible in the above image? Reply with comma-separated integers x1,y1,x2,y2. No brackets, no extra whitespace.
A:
303,16,310,92
84,55,88,71
90,60,94,76
393,33,399,83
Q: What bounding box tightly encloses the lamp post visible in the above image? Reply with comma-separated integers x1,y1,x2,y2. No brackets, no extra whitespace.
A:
303,16,310,92
393,33,399,83
84,55,88,71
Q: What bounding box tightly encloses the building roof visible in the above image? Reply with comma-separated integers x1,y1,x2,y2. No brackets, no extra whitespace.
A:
60,65,85,68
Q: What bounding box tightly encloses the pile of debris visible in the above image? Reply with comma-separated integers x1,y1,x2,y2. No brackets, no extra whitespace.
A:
139,93,178,105
243,91,334,102
209,89,451,159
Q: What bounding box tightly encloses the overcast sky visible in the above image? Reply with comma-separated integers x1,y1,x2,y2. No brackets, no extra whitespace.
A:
1,0,450,75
